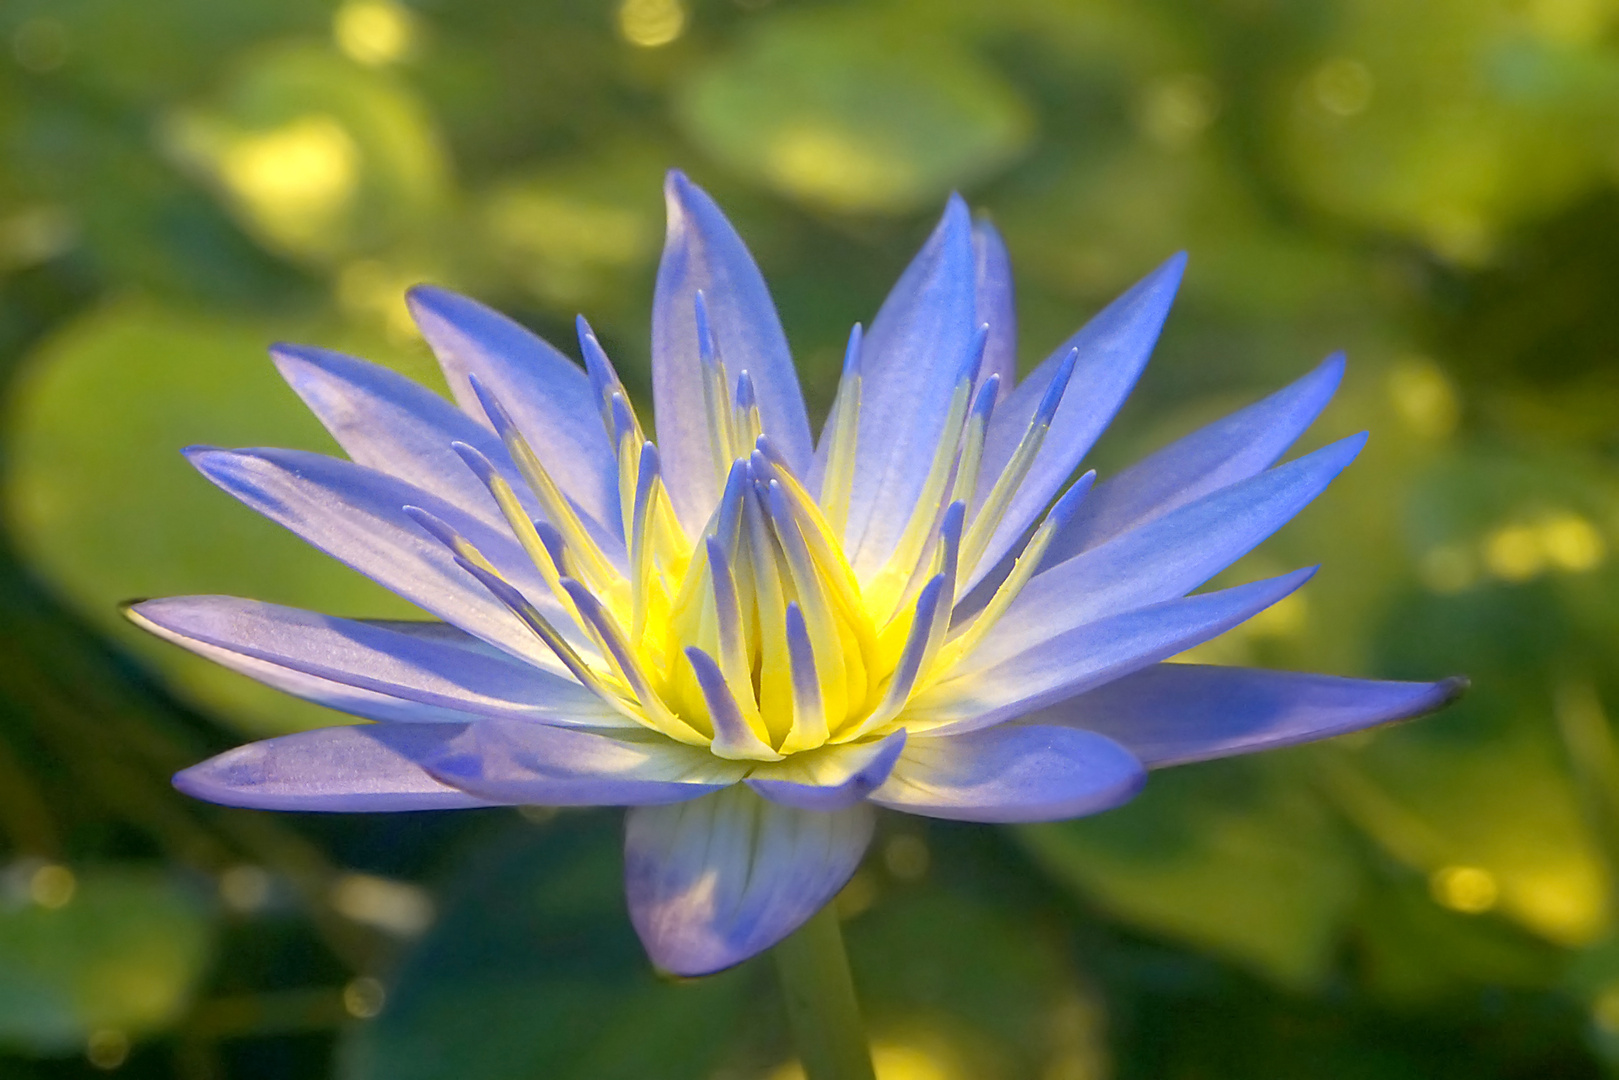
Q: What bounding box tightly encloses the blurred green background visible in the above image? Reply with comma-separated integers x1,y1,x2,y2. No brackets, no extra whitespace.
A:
1,0,1618,1076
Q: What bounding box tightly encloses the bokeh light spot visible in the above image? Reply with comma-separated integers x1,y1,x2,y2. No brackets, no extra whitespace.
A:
1387,358,1459,439
764,125,919,214
1310,58,1374,118
30,863,77,909
1483,523,1545,582
219,116,361,242
344,975,387,1019
835,870,877,919
86,1029,129,1070
330,873,434,936
1594,984,1619,1033
11,18,69,74
767,1037,960,1080
219,865,272,913
1430,865,1498,914
334,0,418,67
336,260,424,344
1139,75,1220,149
618,0,687,48
1419,544,1477,594
1539,512,1606,573
883,834,930,881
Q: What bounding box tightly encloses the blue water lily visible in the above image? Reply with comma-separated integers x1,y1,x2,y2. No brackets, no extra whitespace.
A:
134,172,1460,976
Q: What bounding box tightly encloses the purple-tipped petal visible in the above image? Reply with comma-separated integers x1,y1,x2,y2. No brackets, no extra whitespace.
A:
747,731,907,811
185,447,569,668
1045,353,1346,563
987,433,1365,658
406,285,620,536
414,721,741,806
964,253,1185,592
973,218,1017,395
910,567,1317,734
871,725,1144,823
129,596,621,726
844,196,980,571
270,343,538,533
173,724,501,812
625,787,874,975
653,172,812,529
1031,664,1469,767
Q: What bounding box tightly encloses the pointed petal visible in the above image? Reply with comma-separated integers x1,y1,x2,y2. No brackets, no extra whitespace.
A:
185,447,570,668
747,731,907,811
909,567,1317,734
270,344,536,533
965,254,1185,590
871,725,1144,822
1030,664,1468,767
1044,353,1345,563
653,172,811,527
129,596,622,726
414,721,741,805
973,218,1017,393
625,787,874,975
173,724,502,812
406,285,619,536
844,196,979,571
987,433,1365,659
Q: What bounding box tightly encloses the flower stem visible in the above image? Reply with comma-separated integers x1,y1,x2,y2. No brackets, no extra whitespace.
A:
772,903,876,1080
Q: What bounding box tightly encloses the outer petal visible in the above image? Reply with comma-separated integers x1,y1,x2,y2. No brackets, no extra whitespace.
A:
270,343,536,536
908,567,1317,734
1029,664,1468,767
406,285,620,537
186,447,579,668
844,195,979,572
625,787,874,976
1044,353,1345,563
129,596,622,726
973,218,1017,394
964,254,1185,591
746,731,907,811
173,724,502,812
653,172,812,528
870,725,1144,823
985,433,1364,658
414,721,742,805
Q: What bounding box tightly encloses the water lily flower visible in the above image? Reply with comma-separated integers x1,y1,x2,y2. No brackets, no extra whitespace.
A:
135,172,1460,976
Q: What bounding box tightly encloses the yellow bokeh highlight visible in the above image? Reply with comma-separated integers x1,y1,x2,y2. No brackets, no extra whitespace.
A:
1481,511,1607,583
767,1038,960,1080
1138,74,1220,149
336,260,425,345
1244,590,1308,639
1419,543,1477,594
335,0,417,66
218,115,360,247
617,0,686,48
1523,0,1615,44
1594,984,1619,1033
86,1029,130,1070
764,125,920,214
1387,358,1459,439
1429,864,1498,914
1310,58,1374,118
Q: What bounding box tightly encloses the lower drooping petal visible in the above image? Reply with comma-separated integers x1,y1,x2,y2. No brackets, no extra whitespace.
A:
908,568,1317,734
173,724,502,812
415,721,744,805
129,596,625,726
869,725,1145,823
1028,663,1469,767
625,787,874,976
746,731,907,811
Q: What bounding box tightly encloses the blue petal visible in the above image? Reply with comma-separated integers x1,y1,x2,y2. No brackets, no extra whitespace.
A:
415,721,740,805
128,596,622,726
185,447,574,668
406,285,620,537
271,343,537,534
173,724,502,812
871,725,1144,823
985,433,1364,659
1046,353,1345,563
653,172,812,529
909,567,1317,734
964,254,1185,591
973,218,1017,394
625,787,874,975
1029,664,1468,767
844,196,979,572
747,731,907,811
